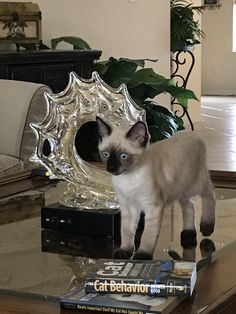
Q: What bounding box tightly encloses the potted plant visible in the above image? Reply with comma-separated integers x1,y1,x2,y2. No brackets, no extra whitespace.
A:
50,37,198,142
171,0,204,52
93,57,197,142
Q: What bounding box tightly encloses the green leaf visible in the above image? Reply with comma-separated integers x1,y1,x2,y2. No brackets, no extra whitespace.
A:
92,57,194,142
119,58,158,68
51,36,91,50
176,96,188,108
141,101,184,142
93,60,111,76
158,84,198,101
129,85,160,106
94,58,158,88
128,68,166,88
100,58,138,88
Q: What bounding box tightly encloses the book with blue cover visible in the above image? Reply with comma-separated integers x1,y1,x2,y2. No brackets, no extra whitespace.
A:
60,284,181,314
84,259,197,297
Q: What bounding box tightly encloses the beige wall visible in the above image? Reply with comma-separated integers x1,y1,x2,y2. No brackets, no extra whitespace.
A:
202,0,236,95
0,0,171,106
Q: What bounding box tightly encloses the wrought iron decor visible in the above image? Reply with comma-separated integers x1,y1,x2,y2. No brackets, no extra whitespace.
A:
171,49,195,130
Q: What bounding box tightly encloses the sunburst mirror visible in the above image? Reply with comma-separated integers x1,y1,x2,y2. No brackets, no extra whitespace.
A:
30,71,146,210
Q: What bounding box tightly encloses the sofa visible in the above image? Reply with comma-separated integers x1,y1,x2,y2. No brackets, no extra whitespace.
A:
0,79,51,176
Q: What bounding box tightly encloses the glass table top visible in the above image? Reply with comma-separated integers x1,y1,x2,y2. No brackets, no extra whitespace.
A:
0,181,235,302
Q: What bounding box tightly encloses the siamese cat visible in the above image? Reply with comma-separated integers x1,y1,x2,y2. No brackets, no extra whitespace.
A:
96,116,215,260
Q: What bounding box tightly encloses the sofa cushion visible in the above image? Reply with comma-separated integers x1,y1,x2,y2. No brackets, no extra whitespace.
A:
19,84,51,167
0,155,23,176
0,80,50,162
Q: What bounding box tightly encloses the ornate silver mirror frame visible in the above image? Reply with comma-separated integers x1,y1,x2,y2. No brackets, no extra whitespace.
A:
31,71,146,210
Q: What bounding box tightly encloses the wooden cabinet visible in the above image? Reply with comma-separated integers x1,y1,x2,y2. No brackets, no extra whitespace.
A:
0,50,102,92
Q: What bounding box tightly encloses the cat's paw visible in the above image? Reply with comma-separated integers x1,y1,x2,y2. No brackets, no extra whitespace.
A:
113,248,133,259
132,250,153,260
181,229,197,248
200,222,215,236
200,238,215,256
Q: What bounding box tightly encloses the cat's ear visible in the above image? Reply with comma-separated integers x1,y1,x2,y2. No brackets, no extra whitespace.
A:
126,121,149,147
96,116,112,139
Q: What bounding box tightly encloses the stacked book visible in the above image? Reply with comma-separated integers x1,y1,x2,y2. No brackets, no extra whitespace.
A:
60,259,197,314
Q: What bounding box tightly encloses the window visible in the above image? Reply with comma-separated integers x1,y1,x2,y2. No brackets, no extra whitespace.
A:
233,1,236,52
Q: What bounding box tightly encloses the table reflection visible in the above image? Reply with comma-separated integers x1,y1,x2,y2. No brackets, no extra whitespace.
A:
0,183,235,301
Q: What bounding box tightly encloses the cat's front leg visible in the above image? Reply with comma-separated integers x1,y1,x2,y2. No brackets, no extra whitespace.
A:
133,204,164,260
114,202,140,259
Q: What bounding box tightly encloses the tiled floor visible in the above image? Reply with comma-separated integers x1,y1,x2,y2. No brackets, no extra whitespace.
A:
196,96,236,172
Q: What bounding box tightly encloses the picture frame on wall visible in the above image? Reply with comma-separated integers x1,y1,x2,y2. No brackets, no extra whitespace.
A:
203,0,219,6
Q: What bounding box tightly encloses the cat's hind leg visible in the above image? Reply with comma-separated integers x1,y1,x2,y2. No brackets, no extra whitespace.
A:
200,178,215,236
179,197,197,248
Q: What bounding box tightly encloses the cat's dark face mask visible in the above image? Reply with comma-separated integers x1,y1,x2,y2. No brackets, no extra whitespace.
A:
105,147,134,176
96,117,149,175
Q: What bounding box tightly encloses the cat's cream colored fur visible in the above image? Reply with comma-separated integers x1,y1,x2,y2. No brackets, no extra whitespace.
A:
97,118,215,260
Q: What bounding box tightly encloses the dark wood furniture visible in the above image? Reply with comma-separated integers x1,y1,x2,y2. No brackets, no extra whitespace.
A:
172,248,236,313
0,50,102,92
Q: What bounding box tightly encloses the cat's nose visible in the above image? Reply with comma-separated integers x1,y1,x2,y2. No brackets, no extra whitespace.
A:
107,164,122,175
107,164,117,174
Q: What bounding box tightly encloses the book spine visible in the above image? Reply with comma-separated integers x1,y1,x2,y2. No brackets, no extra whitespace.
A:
85,279,191,296
60,301,78,310
60,301,147,314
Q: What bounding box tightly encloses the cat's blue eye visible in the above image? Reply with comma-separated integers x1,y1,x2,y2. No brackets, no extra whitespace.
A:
102,151,110,158
120,153,129,160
